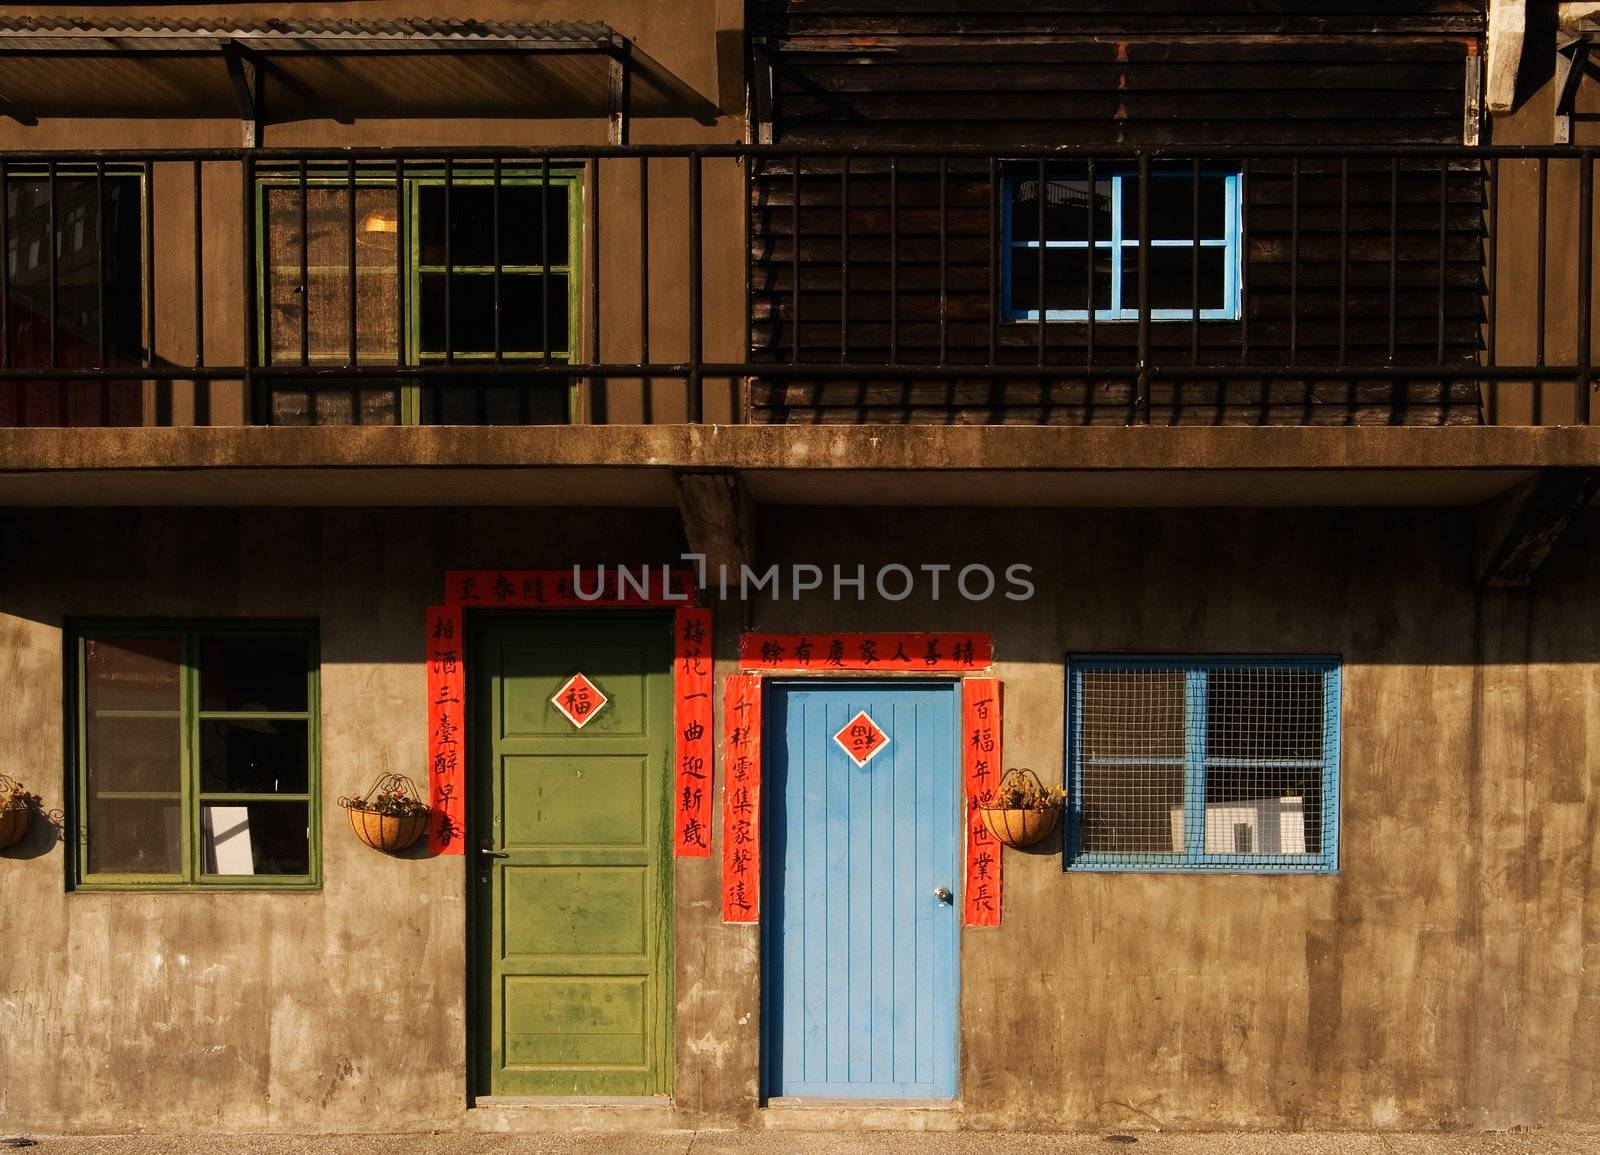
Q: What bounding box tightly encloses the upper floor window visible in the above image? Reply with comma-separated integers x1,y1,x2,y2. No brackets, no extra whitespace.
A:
256,165,579,426
1,168,146,425
1003,166,1242,323
70,622,320,889
1065,656,1339,873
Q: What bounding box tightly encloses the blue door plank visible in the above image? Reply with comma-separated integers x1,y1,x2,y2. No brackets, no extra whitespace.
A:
765,681,959,1100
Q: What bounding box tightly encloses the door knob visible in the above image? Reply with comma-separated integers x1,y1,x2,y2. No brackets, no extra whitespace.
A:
933,886,953,903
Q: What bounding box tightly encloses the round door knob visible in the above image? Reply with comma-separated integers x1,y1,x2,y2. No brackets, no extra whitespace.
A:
933,886,953,903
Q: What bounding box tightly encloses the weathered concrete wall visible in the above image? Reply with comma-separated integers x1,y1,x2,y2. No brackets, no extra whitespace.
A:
0,504,1597,1132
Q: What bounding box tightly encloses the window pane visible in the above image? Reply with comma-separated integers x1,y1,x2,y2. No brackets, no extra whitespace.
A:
87,797,182,875
85,635,180,712
1206,668,1325,759
1011,247,1112,315
87,715,182,793
200,719,310,794
418,273,569,356
426,380,570,426
201,801,311,876
200,635,310,712
1010,171,1112,244
1122,173,1229,241
1077,670,1188,853
418,182,570,268
1122,247,1227,312
1080,762,1186,854
4,174,144,374
264,185,399,365
1079,670,1185,759
268,382,401,426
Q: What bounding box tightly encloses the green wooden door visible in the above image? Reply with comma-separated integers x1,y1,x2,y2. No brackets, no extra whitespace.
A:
472,612,674,1097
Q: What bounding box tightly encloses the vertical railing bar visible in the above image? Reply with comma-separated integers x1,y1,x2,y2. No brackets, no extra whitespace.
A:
889,155,899,363
791,155,801,365
1388,156,1399,364
540,152,550,365
492,156,503,365
47,161,57,376
143,161,155,372
688,148,703,422
395,159,406,375
347,157,357,369
1486,156,1498,423
298,158,309,368
0,161,9,373
235,153,251,429
1190,155,1203,364
1190,157,1200,367
96,162,109,423
641,156,652,373
1239,158,1250,366
988,157,998,366
444,157,454,365
938,156,948,367
1577,151,1593,423
95,161,107,372
1135,151,1151,424
1437,160,1449,366
1036,157,1046,367
1338,156,1349,367
1086,157,1096,371
588,154,601,411
193,159,205,370
839,157,848,365
1538,156,1548,385
1290,157,1300,367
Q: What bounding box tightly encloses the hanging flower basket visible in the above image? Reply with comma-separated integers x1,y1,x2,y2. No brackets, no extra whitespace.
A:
338,773,431,853
0,774,40,852
978,767,1066,849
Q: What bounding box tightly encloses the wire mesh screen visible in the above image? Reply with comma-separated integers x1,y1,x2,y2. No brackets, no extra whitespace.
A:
1067,658,1339,872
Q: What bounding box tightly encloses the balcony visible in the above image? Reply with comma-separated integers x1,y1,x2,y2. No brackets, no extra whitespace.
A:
0,145,1591,428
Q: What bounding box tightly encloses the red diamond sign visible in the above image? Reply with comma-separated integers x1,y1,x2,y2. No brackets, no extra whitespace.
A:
551,672,608,729
834,710,890,767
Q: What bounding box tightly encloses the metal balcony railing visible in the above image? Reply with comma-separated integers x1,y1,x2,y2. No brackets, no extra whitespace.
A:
0,145,1589,427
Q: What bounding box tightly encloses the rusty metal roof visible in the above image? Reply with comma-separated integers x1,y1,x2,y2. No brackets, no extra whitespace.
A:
0,17,624,51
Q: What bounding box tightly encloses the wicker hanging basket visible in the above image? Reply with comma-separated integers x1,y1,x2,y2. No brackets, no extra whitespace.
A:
978,768,1065,850
338,773,431,853
0,773,38,852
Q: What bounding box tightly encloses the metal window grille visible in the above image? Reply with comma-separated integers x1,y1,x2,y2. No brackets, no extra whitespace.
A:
1065,657,1340,873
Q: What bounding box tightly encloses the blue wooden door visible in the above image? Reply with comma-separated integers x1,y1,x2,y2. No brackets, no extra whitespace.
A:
764,680,960,1099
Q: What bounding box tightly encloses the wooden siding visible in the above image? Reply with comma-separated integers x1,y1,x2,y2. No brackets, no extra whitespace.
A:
749,1,1487,426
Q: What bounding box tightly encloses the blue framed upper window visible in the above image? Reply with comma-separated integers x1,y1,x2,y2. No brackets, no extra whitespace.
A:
1003,166,1243,322
1065,656,1339,874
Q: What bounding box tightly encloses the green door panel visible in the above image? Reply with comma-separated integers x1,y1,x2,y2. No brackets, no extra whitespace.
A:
472,612,674,1097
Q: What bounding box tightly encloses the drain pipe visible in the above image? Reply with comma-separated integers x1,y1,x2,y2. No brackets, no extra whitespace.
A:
1488,0,1527,113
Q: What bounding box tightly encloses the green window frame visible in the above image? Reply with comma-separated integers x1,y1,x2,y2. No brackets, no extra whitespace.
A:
253,165,583,426
68,621,321,891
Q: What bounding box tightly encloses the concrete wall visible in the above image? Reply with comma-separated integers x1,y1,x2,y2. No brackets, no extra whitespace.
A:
1,503,1598,1132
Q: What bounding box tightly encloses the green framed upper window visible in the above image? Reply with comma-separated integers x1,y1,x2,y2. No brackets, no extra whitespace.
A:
69,622,321,890
254,165,581,426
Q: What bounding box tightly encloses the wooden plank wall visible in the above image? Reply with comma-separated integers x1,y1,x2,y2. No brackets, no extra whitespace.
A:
748,1,1488,426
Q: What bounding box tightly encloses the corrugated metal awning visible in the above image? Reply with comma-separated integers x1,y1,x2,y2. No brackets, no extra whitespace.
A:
0,17,717,125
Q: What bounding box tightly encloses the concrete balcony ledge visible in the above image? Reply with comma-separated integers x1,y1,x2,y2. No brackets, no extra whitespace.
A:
0,424,1598,507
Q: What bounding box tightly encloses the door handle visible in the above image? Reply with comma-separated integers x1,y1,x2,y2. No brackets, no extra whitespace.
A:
933,886,953,903
479,839,509,861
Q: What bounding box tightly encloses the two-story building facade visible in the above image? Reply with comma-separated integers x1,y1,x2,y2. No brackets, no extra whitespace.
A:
1,0,1599,1138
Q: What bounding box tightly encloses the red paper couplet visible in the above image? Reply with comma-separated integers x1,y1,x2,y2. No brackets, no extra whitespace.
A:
962,678,1002,926
426,604,466,856
445,567,696,608
739,632,992,672
721,675,763,922
674,608,715,857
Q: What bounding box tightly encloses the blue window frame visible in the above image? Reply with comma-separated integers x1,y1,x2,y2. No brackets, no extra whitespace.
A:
1065,656,1340,873
1003,166,1243,322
